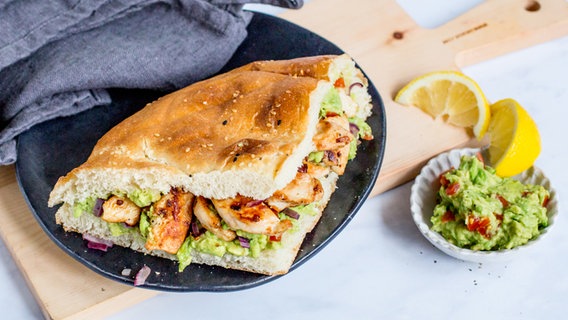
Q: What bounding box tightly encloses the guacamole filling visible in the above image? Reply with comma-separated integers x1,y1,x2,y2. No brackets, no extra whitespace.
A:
72,76,374,272
431,155,550,250
73,189,323,272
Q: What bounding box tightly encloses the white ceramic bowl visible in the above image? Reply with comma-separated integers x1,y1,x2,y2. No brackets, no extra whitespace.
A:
410,148,559,263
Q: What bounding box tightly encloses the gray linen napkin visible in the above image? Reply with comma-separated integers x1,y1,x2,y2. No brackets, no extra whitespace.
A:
0,0,302,165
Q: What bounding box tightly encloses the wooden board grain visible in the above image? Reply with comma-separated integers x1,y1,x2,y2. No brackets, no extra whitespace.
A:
0,0,566,318
280,0,568,195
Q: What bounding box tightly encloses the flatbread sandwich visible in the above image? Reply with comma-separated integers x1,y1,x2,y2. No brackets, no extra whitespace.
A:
48,54,374,276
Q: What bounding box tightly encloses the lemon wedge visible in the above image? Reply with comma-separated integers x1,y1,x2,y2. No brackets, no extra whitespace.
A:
487,98,541,177
394,71,490,139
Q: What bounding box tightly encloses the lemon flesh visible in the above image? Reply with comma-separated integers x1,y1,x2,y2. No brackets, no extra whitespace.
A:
488,99,541,177
394,71,490,139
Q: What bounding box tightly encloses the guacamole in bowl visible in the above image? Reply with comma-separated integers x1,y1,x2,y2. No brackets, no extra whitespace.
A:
410,148,558,263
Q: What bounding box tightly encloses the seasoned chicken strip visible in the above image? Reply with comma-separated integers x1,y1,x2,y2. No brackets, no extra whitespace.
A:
304,161,331,179
145,188,193,254
266,172,324,211
326,143,351,175
193,196,236,242
212,195,292,235
101,195,140,226
313,115,353,151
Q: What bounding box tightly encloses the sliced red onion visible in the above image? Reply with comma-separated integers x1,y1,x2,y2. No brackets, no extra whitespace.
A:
325,150,337,162
190,221,201,237
348,82,364,95
82,233,113,252
245,199,264,207
121,222,135,229
134,265,151,286
93,198,104,217
238,236,250,248
86,241,110,252
349,123,360,136
282,208,300,220
83,233,113,245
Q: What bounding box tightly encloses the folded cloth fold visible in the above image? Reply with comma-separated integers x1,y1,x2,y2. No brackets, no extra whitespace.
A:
0,0,302,165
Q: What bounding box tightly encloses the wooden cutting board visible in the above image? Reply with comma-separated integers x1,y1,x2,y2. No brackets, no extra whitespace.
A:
0,0,566,318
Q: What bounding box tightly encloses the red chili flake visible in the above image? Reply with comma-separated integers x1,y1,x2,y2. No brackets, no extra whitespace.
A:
438,168,454,187
496,194,509,208
441,210,455,223
439,175,449,187
269,234,282,242
445,182,460,196
334,77,345,88
475,152,485,165
542,196,550,208
467,216,491,239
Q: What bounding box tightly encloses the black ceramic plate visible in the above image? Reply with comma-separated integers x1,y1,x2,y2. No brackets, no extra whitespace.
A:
16,12,386,292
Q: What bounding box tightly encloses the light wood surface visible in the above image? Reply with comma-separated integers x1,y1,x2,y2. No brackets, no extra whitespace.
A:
280,0,568,196
0,0,566,318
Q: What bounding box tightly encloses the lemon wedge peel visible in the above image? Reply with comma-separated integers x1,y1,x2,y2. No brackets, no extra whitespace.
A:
488,98,541,177
394,70,491,140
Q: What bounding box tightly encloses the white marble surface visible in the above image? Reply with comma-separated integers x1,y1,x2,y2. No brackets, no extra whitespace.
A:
1,1,567,319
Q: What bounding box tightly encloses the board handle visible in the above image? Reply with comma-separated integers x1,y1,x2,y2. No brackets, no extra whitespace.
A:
437,0,568,67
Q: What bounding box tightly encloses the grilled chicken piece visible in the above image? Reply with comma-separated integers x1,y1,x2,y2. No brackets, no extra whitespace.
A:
101,195,140,226
193,196,236,242
323,143,351,175
212,195,292,235
266,172,324,212
145,188,193,254
313,115,353,151
305,161,331,179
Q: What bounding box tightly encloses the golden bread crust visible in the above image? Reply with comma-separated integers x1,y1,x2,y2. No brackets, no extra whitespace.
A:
51,55,347,201
231,55,336,80
89,71,318,173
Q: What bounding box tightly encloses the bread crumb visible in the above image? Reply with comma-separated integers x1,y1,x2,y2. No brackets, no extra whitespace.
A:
202,101,208,105
185,147,190,152
154,133,160,137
